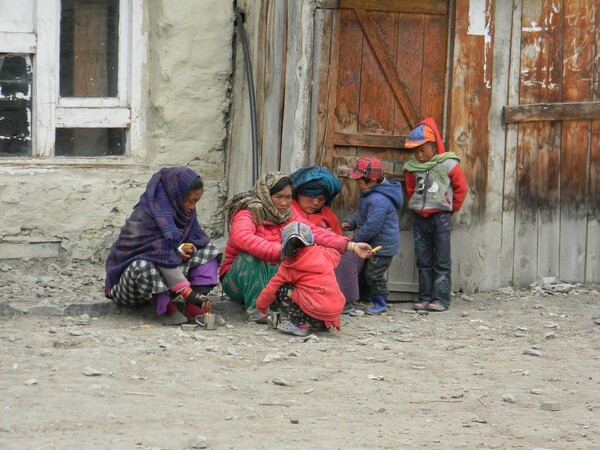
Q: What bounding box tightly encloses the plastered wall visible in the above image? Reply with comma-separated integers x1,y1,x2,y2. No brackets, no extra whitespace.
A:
0,0,234,261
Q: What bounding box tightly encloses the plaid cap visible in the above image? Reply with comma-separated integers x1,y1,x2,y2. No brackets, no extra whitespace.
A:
348,156,384,180
404,123,436,148
282,221,314,247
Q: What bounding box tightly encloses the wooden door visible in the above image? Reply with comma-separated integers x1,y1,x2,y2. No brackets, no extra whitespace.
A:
316,0,450,299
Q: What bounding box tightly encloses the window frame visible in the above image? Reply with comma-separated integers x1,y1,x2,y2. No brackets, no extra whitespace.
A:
1,0,144,163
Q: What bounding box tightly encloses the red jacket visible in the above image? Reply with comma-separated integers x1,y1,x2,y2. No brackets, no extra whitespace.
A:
219,209,349,278
291,200,343,235
404,117,468,217
255,245,345,329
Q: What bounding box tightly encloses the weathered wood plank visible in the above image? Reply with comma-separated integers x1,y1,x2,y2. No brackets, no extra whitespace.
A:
357,11,397,140
392,13,424,136
420,13,447,124
339,0,447,15
355,9,420,128
313,9,333,165
334,9,362,135
511,0,561,285
586,3,600,281
447,0,493,291
492,0,520,288
55,107,130,127
0,32,36,53
529,0,562,281
504,101,600,123
280,0,303,170
334,131,408,148
328,9,362,218
319,10,341,168
559,0,594,282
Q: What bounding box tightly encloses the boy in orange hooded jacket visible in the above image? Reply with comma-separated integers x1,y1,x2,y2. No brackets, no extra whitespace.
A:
403,118,468,312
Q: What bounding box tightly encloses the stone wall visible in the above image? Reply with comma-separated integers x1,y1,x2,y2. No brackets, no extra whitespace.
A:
0,0,234,261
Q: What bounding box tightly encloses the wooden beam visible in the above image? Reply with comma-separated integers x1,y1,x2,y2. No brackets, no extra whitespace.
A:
504,101,600,123
354,9,420,128
339,0,447,15
334,131,407,148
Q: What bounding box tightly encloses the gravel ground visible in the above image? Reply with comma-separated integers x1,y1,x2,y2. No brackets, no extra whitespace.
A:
1,258,599,450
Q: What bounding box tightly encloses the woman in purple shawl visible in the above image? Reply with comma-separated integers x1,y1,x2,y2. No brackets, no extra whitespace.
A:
104,167,221,325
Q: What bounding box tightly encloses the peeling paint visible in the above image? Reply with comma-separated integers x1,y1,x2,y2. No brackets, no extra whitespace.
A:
467,0,486,36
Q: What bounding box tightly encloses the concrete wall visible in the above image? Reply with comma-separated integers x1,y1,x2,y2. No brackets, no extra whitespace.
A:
0,0,234,261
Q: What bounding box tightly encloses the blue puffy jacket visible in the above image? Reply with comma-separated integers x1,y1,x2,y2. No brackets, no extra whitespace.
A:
344,179,403,257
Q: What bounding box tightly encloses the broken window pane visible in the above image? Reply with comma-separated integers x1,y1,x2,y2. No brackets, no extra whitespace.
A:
0,54,32,157
55,128,126,156
60,0,119,97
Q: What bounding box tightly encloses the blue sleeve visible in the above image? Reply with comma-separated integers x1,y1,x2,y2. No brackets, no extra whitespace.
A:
353,195,387,243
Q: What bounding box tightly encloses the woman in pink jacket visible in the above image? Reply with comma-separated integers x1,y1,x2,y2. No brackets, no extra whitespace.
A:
220,171,372,322
255,221,345,336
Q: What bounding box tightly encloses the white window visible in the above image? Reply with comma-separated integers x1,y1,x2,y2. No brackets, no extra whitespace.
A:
0,0,144,160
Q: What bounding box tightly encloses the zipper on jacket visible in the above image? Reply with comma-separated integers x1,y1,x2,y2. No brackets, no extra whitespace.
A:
420,170,429,211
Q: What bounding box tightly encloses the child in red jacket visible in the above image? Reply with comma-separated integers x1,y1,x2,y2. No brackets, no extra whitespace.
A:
256,221,345,336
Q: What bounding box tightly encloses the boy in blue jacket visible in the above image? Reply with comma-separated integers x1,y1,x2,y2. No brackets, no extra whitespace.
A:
342,156,403,314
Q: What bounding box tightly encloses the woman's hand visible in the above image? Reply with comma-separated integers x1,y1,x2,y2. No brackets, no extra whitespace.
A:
202,299,212,314
352,242,373,259
177,243,195,261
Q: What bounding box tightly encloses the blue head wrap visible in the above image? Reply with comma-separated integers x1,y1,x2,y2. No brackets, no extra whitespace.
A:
289,166,342,206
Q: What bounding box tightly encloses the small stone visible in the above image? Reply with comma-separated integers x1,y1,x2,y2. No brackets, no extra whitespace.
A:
368,374,385,381
40,349,52,357
354,310,365,317
290,418,299,424
446,343,466,350
24,378,38,385
471,416,487,423
523,349,542,357
545,332,556,339
180,324,197,331
502,394,516,403
272,377,293,387
189,435,208,448
530,389,543,395
83,367,102,376
263,353,285,363
541,401,561,411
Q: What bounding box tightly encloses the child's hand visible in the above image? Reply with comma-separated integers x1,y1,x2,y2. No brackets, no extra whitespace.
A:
341,222,351,231
256,306,268,317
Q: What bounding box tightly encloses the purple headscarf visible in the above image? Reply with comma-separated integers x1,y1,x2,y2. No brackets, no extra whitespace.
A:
105,167,210,289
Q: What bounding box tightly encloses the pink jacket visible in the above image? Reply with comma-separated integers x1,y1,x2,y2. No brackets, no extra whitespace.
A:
255,245,346,329
219,209,349,278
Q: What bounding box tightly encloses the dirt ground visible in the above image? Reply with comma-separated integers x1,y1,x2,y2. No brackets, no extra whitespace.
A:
1,278,600,450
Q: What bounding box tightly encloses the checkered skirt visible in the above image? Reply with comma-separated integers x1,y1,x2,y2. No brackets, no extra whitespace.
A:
108,243,220,306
